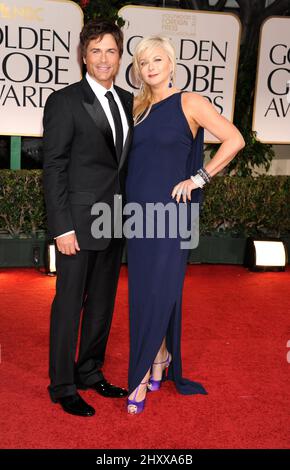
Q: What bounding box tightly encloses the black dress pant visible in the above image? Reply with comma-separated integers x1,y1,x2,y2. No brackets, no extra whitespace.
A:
48,237,123,400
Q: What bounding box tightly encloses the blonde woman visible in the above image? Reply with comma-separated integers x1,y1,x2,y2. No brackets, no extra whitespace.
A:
126,36,245,414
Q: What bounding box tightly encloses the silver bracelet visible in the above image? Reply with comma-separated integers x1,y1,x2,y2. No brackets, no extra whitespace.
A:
197,167,211,183
190,173,206,188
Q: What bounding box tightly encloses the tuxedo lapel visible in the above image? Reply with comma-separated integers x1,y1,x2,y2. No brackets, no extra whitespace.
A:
80,78,117,161
115,86,134,171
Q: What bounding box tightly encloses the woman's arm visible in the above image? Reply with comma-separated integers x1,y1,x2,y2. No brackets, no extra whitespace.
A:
172,93,245,202
187,92,245,177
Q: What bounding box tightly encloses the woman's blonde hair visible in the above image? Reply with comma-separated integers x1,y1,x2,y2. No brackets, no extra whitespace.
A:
132,36,176,125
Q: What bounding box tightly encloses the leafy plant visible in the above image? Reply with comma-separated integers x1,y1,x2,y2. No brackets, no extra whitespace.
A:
0,170,46,237
76,0,126,25
200,175,290,237
1,170,289,238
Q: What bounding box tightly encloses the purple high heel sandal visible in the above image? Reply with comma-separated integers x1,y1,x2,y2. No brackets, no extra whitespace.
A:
148,353,172,392
127,381,148,414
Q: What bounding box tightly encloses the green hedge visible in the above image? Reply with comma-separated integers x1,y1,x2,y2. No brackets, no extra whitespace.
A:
200,175,290,236
0,170,289,238
0,170,46,237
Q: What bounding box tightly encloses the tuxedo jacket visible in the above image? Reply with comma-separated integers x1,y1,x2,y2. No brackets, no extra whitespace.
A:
42,78,134,250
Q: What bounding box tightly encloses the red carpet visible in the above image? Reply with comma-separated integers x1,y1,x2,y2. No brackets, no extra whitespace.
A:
0,265,289,449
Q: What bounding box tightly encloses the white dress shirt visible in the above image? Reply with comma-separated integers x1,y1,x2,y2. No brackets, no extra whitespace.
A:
85,72,129,146
56,74,129,239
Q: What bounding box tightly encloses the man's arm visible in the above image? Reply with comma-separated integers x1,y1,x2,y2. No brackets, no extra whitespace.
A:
42,91,75,238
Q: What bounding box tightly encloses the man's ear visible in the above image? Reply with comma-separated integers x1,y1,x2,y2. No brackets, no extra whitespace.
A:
83,56,87,65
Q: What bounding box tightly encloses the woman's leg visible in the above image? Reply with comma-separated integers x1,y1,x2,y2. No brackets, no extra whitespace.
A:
128,369,151,402
150,337,171,381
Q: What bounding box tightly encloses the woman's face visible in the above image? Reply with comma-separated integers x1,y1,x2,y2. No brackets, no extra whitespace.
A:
138,46,172,89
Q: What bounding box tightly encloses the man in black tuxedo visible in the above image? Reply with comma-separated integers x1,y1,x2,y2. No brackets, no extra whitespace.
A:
43,19,133,417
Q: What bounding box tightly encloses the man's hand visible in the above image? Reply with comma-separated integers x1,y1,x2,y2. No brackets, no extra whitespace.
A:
56,233,80,255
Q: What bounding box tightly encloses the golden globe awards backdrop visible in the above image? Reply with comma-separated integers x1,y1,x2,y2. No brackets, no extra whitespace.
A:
116,5,241,143
0,0,83,136
253,17,290,144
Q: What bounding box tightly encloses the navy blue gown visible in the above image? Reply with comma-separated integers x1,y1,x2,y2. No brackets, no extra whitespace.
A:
126,92,207,396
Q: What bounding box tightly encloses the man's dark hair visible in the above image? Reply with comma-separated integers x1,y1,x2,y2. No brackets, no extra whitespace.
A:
80,19,124,58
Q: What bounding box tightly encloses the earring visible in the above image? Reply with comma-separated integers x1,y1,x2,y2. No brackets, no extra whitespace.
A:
139,81,144,94
168,72,173,88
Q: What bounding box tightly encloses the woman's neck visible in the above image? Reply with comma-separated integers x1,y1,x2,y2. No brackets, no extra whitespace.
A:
150,86,180,104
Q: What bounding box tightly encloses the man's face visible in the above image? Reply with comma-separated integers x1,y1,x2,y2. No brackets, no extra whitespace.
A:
83,33,121,89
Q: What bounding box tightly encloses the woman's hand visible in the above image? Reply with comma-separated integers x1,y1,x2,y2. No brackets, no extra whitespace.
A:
171,178,199,203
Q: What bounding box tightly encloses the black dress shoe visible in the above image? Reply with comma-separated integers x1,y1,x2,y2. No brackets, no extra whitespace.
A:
51,393,95,417
78,379,128,398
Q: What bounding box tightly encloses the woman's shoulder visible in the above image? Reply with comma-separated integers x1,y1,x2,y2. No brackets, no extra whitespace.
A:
182,92,213,120
182,91,206,106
